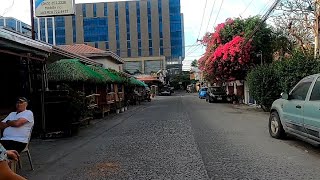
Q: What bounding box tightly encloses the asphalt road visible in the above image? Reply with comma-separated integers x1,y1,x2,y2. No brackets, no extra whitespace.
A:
23,92,320,179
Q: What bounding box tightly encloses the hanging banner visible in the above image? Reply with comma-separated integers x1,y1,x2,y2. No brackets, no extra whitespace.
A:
35,0,75,17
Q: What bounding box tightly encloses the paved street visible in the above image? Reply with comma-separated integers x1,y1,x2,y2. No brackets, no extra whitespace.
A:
21,93,320,179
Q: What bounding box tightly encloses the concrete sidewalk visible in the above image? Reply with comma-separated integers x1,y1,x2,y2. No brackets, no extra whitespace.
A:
18,103,148,177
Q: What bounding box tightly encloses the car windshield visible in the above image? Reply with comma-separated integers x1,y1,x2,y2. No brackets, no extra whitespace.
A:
209,87,224,92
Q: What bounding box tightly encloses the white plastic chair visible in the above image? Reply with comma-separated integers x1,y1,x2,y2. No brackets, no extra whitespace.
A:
18,127,34,171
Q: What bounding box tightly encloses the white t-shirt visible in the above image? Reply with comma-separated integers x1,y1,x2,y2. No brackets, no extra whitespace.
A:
1,110,34,143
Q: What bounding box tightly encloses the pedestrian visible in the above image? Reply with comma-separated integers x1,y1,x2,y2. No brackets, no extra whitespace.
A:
0,97,34,153
0,143,26,180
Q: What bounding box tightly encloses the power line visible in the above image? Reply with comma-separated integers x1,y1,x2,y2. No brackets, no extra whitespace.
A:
258,0,273,15
1,0,15,16
243,0,281,46
240,0,254,16
185,0,209,57
186,45,204,57
212,0,224,28
197,0,208,40
205,0,217,32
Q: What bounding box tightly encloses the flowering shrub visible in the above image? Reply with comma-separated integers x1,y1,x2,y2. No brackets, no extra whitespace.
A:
199,16,272,82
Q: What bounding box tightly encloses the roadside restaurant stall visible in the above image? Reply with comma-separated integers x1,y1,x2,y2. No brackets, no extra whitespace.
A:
0,28,52,136
46,59,104,136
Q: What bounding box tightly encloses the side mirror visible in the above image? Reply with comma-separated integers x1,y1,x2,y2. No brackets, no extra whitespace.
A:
281,92,289,100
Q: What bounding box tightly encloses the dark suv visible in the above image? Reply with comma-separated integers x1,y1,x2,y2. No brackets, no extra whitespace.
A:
206,87,227,103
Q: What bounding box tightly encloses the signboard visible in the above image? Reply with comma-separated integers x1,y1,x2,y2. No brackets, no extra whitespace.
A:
35,0,75,17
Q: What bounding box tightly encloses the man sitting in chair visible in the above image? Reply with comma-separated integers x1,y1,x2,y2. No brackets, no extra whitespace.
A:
0,97,34,153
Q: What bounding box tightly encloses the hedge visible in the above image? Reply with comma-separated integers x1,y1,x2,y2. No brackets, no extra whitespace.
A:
247,52,320,111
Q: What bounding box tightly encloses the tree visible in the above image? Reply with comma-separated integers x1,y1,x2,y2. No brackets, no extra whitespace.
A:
170,71,191,89
191,59,198,67
247,50,320,111
198,16,273,83
272,0,315,55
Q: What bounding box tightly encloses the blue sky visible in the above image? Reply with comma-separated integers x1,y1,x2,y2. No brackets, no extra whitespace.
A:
0,0,272,70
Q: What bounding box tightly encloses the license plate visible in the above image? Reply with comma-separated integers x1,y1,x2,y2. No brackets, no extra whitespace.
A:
217,97,222,100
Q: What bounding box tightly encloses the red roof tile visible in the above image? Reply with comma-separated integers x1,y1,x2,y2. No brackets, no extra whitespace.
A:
58,44,105,54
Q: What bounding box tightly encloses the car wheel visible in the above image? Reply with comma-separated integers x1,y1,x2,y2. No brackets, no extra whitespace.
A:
268,111,286,139
209,98,213,103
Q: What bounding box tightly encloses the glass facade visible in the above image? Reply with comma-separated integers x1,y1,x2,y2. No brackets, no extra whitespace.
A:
47,18,53,44
83,17,109,42
115,2,120,56
145,60,162,74
126,2,131,57
136,1,142,56
55,16,66,45
0,18,32,37
40,18,46,42
125,61,142,74
169,0,184,60
158,0,164,56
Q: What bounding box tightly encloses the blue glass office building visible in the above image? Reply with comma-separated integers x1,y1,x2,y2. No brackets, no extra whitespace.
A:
36,0,185,74
0,17,32,37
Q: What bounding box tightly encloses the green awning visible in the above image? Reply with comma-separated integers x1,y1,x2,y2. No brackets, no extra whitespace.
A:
47,59,104,83
87,65,113,83
105,68,127,83
129,77,148,87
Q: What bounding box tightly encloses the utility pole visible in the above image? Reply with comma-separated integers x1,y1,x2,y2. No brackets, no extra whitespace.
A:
30,0,35,40
315,0,320,58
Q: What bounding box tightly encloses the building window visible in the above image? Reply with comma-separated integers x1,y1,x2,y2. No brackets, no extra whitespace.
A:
160,39,163,46
127,41,131,48
72,16,76,43
149,48,153,56
160,48,164,55
138,32,141,39
93,4,97,17
104,3,108,16
83,17,109,42
117,49,120,56
82,4,86,17
128,49,131,57
138,48,142,56
95,42,99,48
127,33,130,40
148,33,152,39
106,41,109,49
149,40,152,47
54,16,66,45
115,2,119,41
116,41,120,49
115,3,119,17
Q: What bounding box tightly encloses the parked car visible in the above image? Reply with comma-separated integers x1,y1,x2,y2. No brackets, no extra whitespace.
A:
269,74,320,146
169,87,175,94
205,86,228,103
198,87,208,99
159,87,172,96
